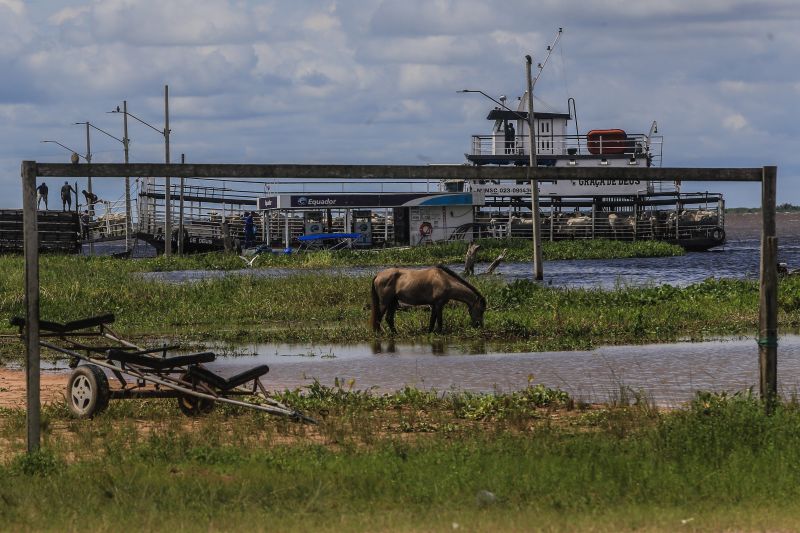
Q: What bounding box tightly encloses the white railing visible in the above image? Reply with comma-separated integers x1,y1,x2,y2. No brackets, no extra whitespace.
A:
86,194,136,242
469,134,664,164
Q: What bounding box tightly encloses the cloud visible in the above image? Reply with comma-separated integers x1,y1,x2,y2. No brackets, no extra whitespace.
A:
53,0,259,47
0,0,799,208
723,113,748,131
0,0,23,15
719,80,758,93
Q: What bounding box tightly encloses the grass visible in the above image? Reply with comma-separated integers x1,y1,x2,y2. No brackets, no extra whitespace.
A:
1,253,799,359
94,238,684,271
3,387,800,531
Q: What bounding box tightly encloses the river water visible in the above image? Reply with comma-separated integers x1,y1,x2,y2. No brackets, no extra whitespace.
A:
185,334,800,406
139,212,800,289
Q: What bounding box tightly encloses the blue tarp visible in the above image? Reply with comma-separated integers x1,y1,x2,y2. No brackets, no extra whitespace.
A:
297,232,361,242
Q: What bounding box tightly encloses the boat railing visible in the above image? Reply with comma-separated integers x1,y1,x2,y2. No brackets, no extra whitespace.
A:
469,133,663,163
85,192,136,242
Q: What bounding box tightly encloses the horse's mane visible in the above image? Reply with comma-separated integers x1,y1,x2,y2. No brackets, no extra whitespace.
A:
435,264,486,304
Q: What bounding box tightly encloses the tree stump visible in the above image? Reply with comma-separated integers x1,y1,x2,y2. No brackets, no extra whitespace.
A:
463,243,481,275
222,219,233,253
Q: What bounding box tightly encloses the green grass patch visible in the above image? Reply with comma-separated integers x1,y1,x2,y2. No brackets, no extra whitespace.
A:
3,390,800,531
1,253,799,358
34,238,682,272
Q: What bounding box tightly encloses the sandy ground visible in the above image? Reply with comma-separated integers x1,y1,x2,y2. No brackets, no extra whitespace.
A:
0,369,67,409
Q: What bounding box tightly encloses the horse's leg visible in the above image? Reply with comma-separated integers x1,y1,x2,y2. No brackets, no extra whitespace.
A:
436,303,445,333
386,302,398,334
429,303,444,333
374,304,388,333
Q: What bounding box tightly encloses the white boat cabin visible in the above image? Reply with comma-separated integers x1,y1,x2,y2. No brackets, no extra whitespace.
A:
465,92,662,169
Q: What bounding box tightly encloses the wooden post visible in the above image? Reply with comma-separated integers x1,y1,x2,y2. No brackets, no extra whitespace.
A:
759,165,778,410
22,161,40,453
485,248,508,275
463,243,481,275
222,218,232,253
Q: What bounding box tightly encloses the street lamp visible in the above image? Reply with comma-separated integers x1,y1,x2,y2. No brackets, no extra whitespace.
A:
40,139,86,161
110,86,173,256
458,65,543,280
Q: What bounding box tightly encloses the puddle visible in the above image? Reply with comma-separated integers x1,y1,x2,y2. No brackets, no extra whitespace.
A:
201,335,800,406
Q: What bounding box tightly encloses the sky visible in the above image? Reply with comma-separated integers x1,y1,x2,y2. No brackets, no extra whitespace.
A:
1,0,798,208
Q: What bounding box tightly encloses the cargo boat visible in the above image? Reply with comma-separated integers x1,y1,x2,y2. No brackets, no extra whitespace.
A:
454,91,726,251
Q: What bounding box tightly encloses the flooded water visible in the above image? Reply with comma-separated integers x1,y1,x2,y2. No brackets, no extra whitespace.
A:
141,212,800,289
34,335,800,406
179,335,800,406
54,213,798,407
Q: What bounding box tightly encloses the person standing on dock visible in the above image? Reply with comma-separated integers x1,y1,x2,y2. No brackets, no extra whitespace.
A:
80,210,91,240
36,182,48,210
61,181,76,211
243,211,255,248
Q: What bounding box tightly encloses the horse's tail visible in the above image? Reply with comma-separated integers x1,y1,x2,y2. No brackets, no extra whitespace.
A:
369,276,380,332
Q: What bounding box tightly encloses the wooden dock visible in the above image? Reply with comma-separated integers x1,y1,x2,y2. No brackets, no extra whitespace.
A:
0,209,80,253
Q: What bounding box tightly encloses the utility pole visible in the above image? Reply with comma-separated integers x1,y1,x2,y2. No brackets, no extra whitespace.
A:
179,153,185,255
164,85,171,257
123,101,131,252
84,122,94,255
526,56,543,280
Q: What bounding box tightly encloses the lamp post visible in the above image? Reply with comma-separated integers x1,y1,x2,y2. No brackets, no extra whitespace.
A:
525,55,543,280
458,69,544,280
109,101,133,252
110,87,173,256
75,121,129,252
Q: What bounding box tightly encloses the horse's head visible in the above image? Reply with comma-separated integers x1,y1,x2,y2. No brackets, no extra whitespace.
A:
470,296,486,328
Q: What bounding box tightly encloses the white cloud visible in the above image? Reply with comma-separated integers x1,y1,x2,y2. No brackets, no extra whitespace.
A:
719,80,758,93
0,0,23,15
48,5,90,25
723,113,748,131
0,0,799,207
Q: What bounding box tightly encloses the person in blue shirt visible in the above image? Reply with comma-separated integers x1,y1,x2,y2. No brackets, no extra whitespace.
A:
243,211,255,248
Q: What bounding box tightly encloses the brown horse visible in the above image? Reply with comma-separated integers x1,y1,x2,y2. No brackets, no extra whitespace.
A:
370,265,486,333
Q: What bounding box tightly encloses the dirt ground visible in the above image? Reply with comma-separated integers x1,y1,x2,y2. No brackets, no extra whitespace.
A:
0,369,67,409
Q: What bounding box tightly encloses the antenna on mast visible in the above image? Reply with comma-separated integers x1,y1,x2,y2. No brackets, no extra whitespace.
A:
533,27,563,87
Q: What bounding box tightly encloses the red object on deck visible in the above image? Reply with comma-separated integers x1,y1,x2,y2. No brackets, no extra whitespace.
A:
586,129,631,155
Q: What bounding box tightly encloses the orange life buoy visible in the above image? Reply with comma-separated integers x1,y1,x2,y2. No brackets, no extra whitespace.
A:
419,222,433,236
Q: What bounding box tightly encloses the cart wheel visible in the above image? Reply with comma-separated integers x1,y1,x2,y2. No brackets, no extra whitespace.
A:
177,394,216,417
67,365,110,418
177,372,216,417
